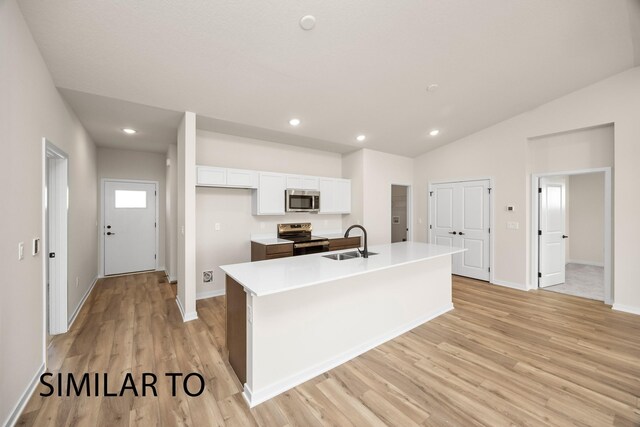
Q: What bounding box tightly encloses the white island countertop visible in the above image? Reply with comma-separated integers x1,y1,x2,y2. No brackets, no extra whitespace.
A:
221,241,465,297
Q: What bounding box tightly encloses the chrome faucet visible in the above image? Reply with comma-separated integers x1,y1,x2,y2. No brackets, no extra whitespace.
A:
344,225,368,258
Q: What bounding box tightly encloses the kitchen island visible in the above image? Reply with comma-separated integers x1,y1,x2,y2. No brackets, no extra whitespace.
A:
220,241,465,407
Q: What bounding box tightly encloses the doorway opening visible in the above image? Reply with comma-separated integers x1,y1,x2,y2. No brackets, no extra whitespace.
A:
44,139,69,338
391,185,411,243
101,179,158,276
534,169,611,302
428,179,492,282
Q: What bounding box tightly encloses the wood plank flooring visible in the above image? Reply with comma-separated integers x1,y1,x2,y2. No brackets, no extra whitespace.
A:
17,272,640,426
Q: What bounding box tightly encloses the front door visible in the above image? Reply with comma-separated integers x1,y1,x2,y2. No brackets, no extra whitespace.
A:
430,180,491,281
538,177,566,287
104,181,157,276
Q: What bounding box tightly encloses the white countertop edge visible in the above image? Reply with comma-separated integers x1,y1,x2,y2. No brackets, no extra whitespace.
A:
222,246,466,297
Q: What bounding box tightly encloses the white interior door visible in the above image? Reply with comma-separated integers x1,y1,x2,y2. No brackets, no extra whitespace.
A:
430,180,490,281
539,177,566,287
46,145,68,335
104,181,157,276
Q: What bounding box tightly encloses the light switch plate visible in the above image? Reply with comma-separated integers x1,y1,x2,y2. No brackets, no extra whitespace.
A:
214,223,221,231
18,242,24,260
507,221,519,230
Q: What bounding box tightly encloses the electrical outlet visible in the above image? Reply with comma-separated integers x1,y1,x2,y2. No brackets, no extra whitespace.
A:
203,270,213,283
214,223,221,231
507,221,519,230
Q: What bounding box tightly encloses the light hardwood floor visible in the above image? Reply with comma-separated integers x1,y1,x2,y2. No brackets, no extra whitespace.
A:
17,272,640,426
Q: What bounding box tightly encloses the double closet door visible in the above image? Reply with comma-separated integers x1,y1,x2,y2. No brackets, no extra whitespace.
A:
430,180,491,281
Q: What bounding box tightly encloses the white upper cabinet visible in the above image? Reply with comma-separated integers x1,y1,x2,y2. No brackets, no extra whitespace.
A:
253,172,286,215
319,178,351,214
286,175,319,190
227,168,258,188
197,165,349,215
196,166,257,188
197,166,226,187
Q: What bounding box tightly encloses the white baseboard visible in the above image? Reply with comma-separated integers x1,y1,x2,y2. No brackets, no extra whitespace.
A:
3,362,45,427
196,288,225,300
566,259,604,267
67,275,98,329
491,279,527,291
243,303,454,408
612,304,640,316
175,297,198,322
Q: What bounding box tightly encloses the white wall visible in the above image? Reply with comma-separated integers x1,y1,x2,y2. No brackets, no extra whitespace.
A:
195,131,344,297
414,66,639,312
568,173,605,265
97,147,167,273
0,1,98,424
165,144,178,282
177,112,197,320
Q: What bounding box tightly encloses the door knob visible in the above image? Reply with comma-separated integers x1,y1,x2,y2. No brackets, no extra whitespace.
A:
562,235,569,239
448,231,457,235
107,232,116,236
459,232,466,236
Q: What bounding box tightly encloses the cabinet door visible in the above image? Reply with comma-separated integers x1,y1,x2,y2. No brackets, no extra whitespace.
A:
256,173,285,215
197,166,226,186
286,175,303,189
301,176,319,190
319,178,336,214
227,168,257,188
335,179,351,213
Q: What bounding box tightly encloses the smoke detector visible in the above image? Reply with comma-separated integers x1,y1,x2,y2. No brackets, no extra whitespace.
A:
300,15,316,31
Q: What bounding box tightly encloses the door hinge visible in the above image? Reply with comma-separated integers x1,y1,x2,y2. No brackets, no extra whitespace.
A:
429,191,434,197
488,267,491,272
538,230,542,236
155,222,157,228
488,187,492,194
155,190,157,196
538,272,542,278
488,227,491,234
429,224,432,229
154,254,157,260
538,187,542,193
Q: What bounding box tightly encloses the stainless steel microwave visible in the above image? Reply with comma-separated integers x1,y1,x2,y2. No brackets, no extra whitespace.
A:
285,189,320,213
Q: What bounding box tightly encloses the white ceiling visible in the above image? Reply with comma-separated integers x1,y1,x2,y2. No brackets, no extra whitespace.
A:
59,89,183,153
20,1,640,157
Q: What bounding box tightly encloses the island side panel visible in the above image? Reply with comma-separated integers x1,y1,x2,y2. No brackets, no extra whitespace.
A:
247,254,452,405
226,275,247,384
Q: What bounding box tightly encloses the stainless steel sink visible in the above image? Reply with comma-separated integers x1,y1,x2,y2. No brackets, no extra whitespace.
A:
323,251,378,260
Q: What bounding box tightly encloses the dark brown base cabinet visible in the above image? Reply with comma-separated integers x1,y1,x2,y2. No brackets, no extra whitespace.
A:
251,242,293,261
328,236,361,251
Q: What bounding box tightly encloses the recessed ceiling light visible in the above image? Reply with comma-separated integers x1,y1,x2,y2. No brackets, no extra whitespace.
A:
122,128,137,134
429,129,440,136
427,84,439,92
356,135,366,142
289,118,301,127
300,15,316,31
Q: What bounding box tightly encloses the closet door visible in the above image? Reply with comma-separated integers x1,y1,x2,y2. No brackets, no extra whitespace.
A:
430,180,490,281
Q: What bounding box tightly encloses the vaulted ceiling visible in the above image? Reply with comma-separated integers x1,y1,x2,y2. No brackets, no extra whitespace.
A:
19,0,640,156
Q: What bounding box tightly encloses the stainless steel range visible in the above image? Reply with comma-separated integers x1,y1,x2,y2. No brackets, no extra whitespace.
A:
277,223,330,256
